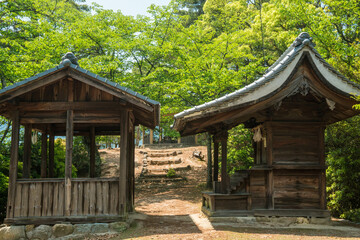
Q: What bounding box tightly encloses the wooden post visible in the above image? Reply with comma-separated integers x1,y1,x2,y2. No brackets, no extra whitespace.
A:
90,126,96,178
65,110,73,216
128,120,135,211
149,129,153,144
206,133,212,189
7,111,20,218
220,131,228,194
136,126,140,146
48,127,55,178
41,131,48,178
195,134,198,145
213,137,219,182
159,127,162,143
119,110,129,215
319,125,326,209
23,124,32,178
265,122,274,209
177,137,181,144
142,127,145,146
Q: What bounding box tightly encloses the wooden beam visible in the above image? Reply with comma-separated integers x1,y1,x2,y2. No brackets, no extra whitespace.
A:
41,131,48,178
23,124,32,178
65,110,74,216
16,101,127,112
48,127,55,178
89,126,96,178
7,111,20,218
119,109,129,215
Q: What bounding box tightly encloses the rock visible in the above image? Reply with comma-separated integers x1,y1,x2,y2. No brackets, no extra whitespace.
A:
255,217,271,223
236,217,256,223
0,224,6,229
296,217,310,224
52,224,74,237
109,222,129,233
25,225,35,232
28,225,52,240
91,223,109,233
73,224,92,234
0,226,25,240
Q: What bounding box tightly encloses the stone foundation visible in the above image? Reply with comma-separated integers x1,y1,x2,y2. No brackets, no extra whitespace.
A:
0,221,129,240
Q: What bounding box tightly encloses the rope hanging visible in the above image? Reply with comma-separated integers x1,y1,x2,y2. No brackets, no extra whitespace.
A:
31,131,38,144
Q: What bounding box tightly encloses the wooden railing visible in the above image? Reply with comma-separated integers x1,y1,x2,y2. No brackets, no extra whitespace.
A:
13,178,119,218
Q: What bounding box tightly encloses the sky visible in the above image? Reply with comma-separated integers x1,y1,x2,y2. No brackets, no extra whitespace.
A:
87,0,171,16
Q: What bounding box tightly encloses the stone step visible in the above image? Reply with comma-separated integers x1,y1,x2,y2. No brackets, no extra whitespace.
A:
149,158,182,165
137,177,185,183
148,151,180,157
147,165,191,173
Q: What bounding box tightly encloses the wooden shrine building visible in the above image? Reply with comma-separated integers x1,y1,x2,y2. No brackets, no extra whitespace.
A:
173,33,360,218
0,53,160,224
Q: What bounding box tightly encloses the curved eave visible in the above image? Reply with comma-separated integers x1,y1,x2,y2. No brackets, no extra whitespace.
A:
173,46,360,134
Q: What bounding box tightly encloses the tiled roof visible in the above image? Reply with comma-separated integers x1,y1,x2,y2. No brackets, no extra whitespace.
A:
174,32,360,120
0,59,160,106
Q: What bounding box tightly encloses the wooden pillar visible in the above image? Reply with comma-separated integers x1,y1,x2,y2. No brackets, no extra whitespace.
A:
319,125,326,209
220,131,229,194
206,133,212,189
142,127,145,146
265,122,274,209
7,111,20,218
119,109,129,215
48,127,55,178
90,126,96,178
128,117,135,211
159,127,162,143
41,131,48,178
65,110,73,216
149,129,153,144
213,137,219,182
23,124,32,178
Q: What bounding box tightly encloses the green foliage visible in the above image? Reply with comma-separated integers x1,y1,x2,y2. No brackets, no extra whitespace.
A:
340,209,360,223
326,116,360,218
73,137,101,177
227,125,254,175
166,168,176,178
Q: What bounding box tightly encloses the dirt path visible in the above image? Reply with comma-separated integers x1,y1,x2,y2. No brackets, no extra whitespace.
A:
97,146,360,240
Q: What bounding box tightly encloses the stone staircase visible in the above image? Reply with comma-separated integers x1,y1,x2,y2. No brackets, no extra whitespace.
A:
137,149,189,184
228,170,250,194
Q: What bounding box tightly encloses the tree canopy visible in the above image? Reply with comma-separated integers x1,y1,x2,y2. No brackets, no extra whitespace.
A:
0,0,360,222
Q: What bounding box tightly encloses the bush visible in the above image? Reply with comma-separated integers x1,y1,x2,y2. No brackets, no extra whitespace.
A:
166,168,176,178
326,116,360,218
340,209,360,223
227,125,254,175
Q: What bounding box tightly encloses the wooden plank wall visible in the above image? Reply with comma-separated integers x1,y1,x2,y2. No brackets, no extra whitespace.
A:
249,170,266,209
272,124,320,165
273,170,320,209
13,178,119,218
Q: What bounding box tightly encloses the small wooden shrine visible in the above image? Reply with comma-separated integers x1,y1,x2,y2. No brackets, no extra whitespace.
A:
0,53,160,224
173,33,360,218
